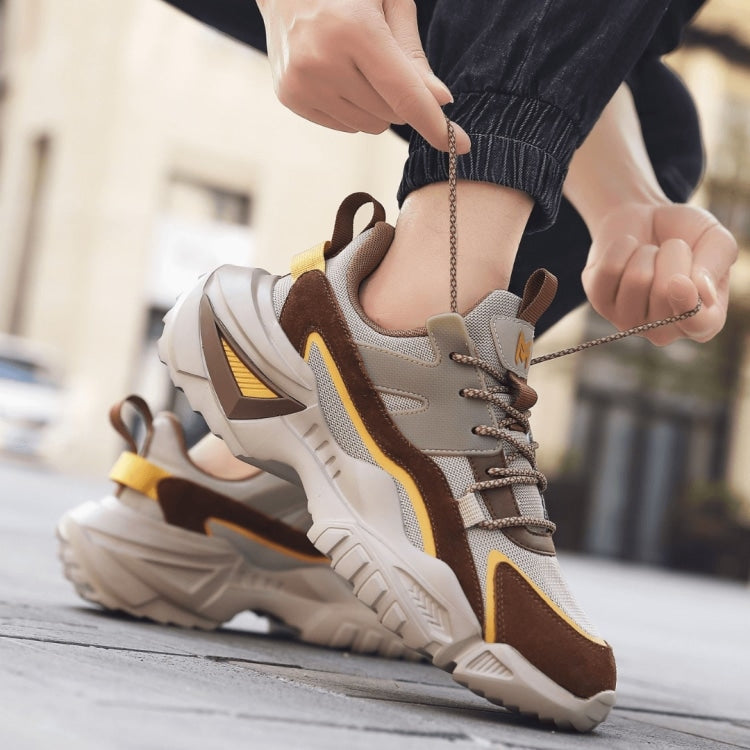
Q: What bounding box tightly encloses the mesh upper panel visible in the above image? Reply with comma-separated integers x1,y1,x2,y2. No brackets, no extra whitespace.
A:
307,342,423,550
307,344,372,464
396,482,425,551
468,526,601,639
378,390,426,414
272,272,293,317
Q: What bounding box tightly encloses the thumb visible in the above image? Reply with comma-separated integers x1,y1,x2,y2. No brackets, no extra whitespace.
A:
384,0,453,106
667,273,698,314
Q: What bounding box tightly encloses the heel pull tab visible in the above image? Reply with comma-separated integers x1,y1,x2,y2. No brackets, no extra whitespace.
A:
291,193,386,281
109,395,154,455
518,269,558,326
329,192,386,256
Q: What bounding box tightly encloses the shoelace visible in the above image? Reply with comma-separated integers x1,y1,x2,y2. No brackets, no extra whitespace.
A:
444,116,703,534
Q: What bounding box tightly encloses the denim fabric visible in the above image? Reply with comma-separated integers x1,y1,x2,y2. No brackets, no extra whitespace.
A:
161,0,705,327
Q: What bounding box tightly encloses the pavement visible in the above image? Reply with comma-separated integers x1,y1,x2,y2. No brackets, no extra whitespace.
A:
1,457,749,750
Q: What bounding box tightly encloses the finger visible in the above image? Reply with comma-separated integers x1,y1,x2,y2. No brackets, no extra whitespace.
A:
297,106,358,133
687,222,735,342
344,68,406,124
613,243,658,329
668,273,725,343
384,0,453,106
582,234,641,314
330,97,391,134
357,20,470,153
690,219,738,295
647,238,693,345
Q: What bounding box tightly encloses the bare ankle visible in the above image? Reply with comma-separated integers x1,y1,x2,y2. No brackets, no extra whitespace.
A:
360,181,533,330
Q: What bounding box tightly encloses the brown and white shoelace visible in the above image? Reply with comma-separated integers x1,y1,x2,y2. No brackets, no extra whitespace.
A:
444,116,703,534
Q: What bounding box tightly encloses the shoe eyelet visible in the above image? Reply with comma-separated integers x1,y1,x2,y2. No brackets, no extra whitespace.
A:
458,388,465,397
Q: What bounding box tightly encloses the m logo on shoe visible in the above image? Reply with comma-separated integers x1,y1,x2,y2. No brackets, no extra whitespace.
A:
515,331,532,368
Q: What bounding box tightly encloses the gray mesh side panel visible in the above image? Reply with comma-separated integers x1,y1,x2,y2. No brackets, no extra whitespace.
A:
307,343,423,550
396,482,424,551
272,273,293,318
430,455,481,506
307,344,372,464
507,451,545,518
378,391,425,414
467,527,601,639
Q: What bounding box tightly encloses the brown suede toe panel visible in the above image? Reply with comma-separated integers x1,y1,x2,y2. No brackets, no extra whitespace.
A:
494,562,616,699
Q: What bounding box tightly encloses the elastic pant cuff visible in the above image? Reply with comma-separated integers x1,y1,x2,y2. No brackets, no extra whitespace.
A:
397,93,581,233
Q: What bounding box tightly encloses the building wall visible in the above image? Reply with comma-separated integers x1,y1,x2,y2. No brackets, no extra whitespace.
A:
0,0,407,473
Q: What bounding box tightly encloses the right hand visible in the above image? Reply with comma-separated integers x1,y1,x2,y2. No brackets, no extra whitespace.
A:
256,0,471,153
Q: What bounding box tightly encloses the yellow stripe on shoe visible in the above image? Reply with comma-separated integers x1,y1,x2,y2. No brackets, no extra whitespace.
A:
109,452,172,501
303,333,437,557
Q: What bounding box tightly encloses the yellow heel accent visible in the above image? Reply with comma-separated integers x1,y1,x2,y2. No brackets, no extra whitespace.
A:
109,452,171,501
484,550,607,646
221,337,278,399
291,241,330,281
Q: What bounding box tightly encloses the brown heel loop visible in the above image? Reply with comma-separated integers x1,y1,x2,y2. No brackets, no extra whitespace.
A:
328,192,386,256
518,269,559,326
109,395,154,455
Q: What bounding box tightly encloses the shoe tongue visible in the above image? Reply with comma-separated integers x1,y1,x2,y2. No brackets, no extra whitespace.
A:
463,269,557,380
462,273,558,525
463,290,535,381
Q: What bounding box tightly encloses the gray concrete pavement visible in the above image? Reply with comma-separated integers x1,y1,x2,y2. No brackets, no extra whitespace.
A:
1,458,749,749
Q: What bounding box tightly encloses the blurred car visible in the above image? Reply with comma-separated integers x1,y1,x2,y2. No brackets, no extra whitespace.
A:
0,334,63,457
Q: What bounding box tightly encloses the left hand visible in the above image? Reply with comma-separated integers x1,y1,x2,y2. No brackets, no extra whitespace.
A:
581,201,738,345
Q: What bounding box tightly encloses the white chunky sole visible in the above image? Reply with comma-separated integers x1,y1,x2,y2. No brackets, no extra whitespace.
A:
158,267,615,731
57,495,412,658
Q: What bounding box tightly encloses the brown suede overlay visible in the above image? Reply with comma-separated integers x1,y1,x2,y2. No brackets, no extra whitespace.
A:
157,476,325,561
199,295,305,419
494,563,616,698
279,270,484,621
469,454,555,555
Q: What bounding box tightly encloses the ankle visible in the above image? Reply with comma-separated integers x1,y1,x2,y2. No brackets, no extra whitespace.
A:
189,435,258,480
360,181,533,330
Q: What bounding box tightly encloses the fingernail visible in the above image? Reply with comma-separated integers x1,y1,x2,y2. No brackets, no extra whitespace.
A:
699,268,719,306
450,122,471,152
433,75,453,104
667,275,691,303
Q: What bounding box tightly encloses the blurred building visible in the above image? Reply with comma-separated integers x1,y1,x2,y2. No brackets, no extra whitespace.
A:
0,0,748,576
0,0,407,471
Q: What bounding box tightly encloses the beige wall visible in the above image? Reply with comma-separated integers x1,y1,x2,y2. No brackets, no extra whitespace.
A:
0,0,407,473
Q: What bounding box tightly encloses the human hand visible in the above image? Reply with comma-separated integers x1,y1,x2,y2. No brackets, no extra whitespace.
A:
256,0,470,152
581,201,738,345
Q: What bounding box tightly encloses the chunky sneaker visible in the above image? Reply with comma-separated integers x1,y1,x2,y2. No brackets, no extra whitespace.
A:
57,395,413,658
159,193,616,730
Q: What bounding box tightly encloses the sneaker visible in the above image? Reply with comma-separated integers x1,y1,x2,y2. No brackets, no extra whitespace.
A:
158,193,616,730
57,395,413,658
